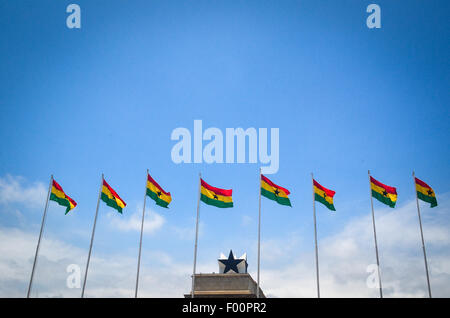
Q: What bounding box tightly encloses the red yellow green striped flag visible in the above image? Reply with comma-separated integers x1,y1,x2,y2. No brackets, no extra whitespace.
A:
370,176,397,208
146,173,172,208
101,179,126,213
313,179,336,211
415,177,437,208
200,179,233,208
261,175,291,207
50,180,77,214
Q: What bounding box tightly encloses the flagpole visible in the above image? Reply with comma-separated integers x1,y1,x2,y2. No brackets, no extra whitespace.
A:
191,172,201,298
81,173,103,298
135,169,149,298
368,170,383,298
257,167,262,298
27,174,53,298
412,171,432,298
311,173,320,298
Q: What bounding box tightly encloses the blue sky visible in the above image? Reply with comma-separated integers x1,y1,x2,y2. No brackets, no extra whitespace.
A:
0,0,449,297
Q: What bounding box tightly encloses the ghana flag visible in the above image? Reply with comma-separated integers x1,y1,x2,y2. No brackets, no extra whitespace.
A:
101,179,126,213
313,179,336,211
261,175,291,207
146,173,172,208
415,177,437,208
200,179,233,208
50,180,77,214
370,176,397,208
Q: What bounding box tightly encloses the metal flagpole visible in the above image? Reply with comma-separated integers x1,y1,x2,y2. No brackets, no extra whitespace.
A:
191,172,202,298
135,169,149,298
412,171,432,298
81,173,103,298
368,170,383,298
27,174,53,298
312,173,320,298
257,168,262,298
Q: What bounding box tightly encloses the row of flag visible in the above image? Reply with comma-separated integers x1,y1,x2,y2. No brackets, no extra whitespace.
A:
49,174,172,215
30,171,439,299
50,173,438,215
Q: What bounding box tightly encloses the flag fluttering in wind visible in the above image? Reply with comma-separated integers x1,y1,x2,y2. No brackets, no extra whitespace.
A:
191,175,233,297
313,179,335,211
50,180,77,214
412,172,434,298
136,171,172,298
260,174,291,207
200,179,233,208
415,177,437,208
370,176,397,208
101,179,126,213
146,173,172,208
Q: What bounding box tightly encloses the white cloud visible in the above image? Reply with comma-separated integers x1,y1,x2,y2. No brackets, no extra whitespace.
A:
0,226,87,297
0,226,192,298
241,215,253,226
260,233,302,263
0,194,449,298
169,220,205,241
0,175,47,209
255,194,450,298
107,209,165,235
170,224,196,241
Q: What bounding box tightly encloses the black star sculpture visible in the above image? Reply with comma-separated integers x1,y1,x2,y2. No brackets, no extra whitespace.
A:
219,250,244,274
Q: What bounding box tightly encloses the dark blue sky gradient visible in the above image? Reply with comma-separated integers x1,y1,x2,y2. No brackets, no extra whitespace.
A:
0,0,448,296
